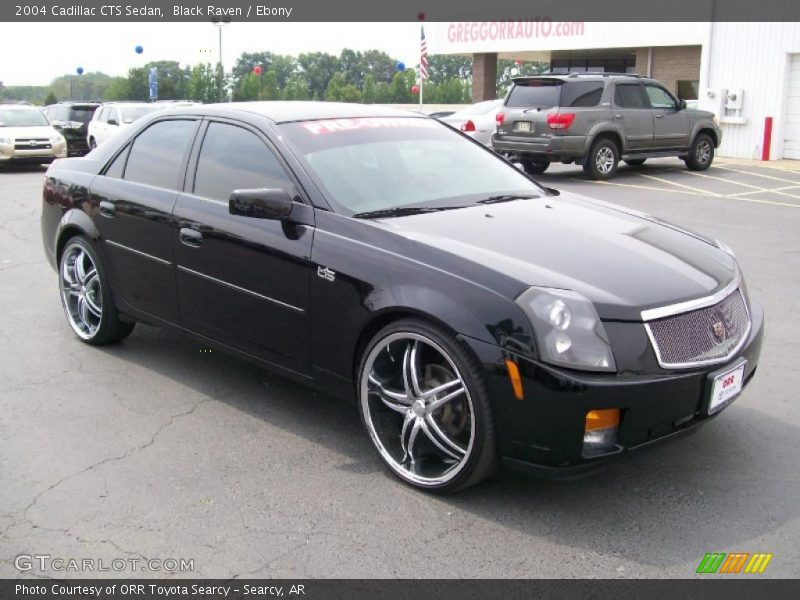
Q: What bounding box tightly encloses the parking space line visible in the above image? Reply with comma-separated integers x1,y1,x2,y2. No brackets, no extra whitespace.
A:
728,185,800,198
634,172,725,197
714,165,800,185
683,170,800,200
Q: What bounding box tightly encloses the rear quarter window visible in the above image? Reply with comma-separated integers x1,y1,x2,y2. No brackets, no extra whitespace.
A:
560,81,605,107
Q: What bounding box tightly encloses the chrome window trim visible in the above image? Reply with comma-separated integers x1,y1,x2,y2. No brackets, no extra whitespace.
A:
640,275,740,322
643,288,752,370
105,239,171,266
177,265,305,314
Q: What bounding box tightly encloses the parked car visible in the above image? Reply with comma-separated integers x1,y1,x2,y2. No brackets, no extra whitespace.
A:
0,104,67,165
43,102,99,157
441,99,503,146
87,102,161,149
41,102,762,492
427,110,456,119
492,73,722,179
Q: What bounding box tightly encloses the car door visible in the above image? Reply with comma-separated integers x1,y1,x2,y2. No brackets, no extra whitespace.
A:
90,117,200,324
612,83,654,150
173,119,315,376
644,83,689,149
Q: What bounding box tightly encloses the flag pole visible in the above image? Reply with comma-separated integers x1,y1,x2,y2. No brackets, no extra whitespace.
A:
419,74,423,108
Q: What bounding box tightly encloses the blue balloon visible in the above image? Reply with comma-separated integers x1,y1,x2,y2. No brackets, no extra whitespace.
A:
76,67,84,75
396,61,405,71
135,45,144,54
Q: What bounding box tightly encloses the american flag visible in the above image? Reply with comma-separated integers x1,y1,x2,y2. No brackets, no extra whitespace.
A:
420,26,429,80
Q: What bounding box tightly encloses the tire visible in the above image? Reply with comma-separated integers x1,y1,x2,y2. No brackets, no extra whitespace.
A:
358,318,498,493
58,236,134,345
521,160,550,175
684,133,714,171
624,158,646,166
583,137,620,180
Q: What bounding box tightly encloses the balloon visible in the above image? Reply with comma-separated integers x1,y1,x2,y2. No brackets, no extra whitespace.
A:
396,61,405,71
135,45,144,54
417,12,426,20
411,85,420,95
510,68,519,76
76,67,84,75
515,59,522,66
253,65,262,75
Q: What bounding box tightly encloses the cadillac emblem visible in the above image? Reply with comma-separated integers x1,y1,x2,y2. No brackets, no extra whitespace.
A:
712,321,727,341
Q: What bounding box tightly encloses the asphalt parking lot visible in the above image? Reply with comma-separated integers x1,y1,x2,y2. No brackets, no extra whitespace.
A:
1,157,798,578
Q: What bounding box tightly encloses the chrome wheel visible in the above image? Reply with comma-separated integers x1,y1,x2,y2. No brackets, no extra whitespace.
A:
595,146,616,174
360,332,475,487
696,140,712,165
60,244,103,340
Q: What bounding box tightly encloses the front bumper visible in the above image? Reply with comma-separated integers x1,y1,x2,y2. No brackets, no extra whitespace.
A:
461,301,764,476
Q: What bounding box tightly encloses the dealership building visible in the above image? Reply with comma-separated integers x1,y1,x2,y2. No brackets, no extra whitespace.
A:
428,22,800,160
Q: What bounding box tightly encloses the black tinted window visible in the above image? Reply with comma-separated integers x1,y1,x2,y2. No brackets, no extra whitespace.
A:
104,146,129,179
561,81,604,107
614,84,648,108
506,81,561,109
194,123,293,202
124,120,195,189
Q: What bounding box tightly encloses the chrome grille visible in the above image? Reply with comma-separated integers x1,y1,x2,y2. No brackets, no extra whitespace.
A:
645,288,750,369
14,138,51,150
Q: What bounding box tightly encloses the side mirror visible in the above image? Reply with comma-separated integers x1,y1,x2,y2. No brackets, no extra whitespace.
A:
107,118,118,126
229,188,294,220
679,99,687,110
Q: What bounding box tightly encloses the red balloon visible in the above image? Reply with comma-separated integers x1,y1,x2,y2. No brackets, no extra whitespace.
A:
515,59,522,66
417,12,426,20
411,85,420,95
253,65,262,75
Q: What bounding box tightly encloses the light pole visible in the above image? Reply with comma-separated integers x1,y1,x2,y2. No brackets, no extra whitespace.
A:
210,17,231,102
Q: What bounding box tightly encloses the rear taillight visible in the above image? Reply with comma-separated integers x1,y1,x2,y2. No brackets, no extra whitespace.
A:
460,120,476,132
495,111,505,126
546,112,576,130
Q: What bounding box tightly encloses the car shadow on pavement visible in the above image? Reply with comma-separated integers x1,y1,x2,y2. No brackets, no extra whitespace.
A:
96,322,797,571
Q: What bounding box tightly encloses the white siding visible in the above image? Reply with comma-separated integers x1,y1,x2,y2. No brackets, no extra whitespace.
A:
783,54,800,159
701,22,800,159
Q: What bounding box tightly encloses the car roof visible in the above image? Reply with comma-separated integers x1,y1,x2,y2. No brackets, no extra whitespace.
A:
0,104,40,110
512,73,651,85
50,101,100,106
159,101,422,124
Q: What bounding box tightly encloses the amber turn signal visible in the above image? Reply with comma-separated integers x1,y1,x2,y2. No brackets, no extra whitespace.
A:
504,359,524,400
584,408,620,431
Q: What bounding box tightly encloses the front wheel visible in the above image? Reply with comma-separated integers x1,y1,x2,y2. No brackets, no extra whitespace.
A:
584,138,620,180
59,237,134,345
684,133,714,171
358,318,497,493
521,160,550,175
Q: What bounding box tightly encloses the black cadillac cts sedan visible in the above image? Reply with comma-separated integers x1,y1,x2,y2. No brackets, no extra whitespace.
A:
41,102,764,492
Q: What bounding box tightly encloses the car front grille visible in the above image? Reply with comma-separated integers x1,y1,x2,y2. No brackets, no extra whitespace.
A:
645,288,750,369
14,138,51,151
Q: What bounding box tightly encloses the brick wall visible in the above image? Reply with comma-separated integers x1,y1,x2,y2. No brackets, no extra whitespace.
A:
472,53,498,102
636,45,702,95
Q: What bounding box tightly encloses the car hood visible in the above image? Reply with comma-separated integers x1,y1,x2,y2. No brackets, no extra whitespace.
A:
686,108,716,120
375,191,737,321
1,125,58,139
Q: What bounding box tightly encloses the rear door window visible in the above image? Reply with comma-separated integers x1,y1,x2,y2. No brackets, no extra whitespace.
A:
614,84,649,108
561,81,605,107
123,119,197,190
506,81,561,109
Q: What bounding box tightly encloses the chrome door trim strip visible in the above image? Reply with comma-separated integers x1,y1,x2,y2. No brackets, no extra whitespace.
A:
177,265,305,314
105,239,171,266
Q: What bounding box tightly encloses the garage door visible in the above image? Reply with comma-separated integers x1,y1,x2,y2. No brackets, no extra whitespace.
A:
784,54,800,159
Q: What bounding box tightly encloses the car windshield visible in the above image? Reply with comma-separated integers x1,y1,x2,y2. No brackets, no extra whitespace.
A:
0,108,50,127
119,105,160,123
506,81,562,109
68,106,98,124
280,117,544,216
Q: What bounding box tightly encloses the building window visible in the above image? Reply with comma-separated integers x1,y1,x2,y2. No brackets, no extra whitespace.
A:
550,57,636,74
677,80,699,100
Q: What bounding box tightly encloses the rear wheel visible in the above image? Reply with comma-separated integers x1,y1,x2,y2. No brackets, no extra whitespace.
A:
624,158,646,166
358,318,497,493
684,133,714,171
521,160,550,175
59,236,134,345
584,137,620,180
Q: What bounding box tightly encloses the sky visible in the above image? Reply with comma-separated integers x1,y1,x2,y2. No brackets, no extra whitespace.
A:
0,22,424,86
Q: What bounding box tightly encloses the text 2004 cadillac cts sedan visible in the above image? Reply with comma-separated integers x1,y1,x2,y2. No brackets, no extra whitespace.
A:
41,102,764,492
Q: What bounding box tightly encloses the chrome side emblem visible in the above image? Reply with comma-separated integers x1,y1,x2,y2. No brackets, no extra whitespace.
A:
317,266,336,282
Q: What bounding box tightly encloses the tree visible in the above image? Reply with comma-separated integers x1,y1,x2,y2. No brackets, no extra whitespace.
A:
496,60,548,96
427,55,472,84
104,77,131,101
298,52,341,100
43,91,58,106
324,73,346,101
234,73,260,101
259,68,281,101
360,50,397,84
362,74,377,103
390,70,417,103
283,74,311,100
188,63,217,103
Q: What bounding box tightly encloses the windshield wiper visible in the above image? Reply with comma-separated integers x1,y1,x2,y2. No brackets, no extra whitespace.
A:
352,206,462,219
476,194,538,205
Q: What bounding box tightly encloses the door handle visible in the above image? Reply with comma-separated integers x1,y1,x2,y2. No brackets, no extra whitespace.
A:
179,227,203,247
98,200,116,218
655,113,665,118
614,114,623,119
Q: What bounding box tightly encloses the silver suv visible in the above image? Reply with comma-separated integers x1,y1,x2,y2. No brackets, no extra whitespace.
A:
492,73,722,179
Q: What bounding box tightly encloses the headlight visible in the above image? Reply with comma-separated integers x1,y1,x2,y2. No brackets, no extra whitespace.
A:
713,115,720,126
0,136,12,145
515,287,616,372
50,134,65,144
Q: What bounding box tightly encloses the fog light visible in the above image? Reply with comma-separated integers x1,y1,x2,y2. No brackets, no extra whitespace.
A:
583,409,620,456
